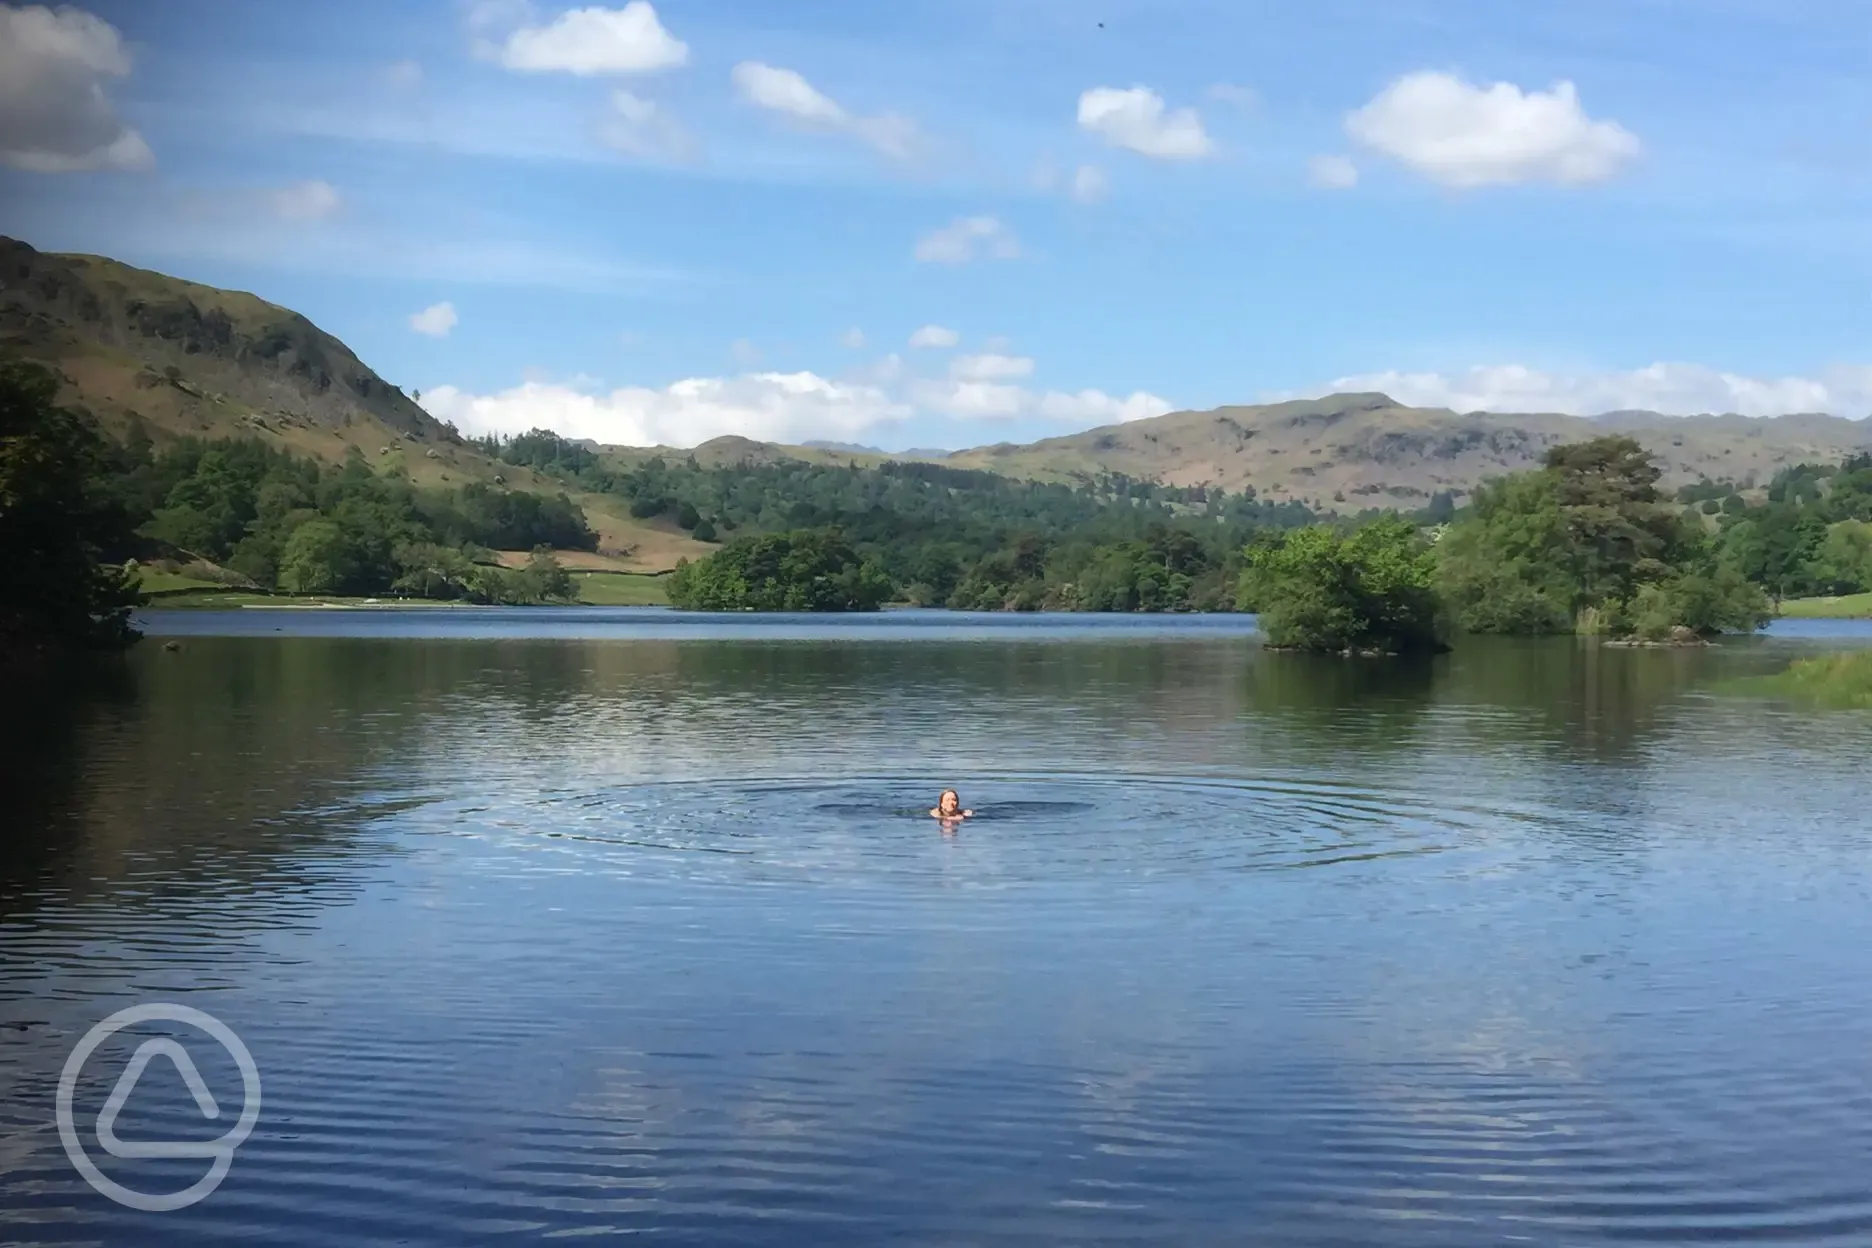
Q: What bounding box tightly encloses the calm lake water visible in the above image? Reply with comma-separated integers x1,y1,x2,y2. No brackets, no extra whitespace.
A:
4,610,1872,1246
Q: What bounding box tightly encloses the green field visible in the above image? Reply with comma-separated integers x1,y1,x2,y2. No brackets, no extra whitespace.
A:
1778,592,1872,619
573,571,669,606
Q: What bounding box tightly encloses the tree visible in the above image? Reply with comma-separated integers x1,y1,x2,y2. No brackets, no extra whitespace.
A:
1808,520,1872,594
1241,518,1447,654
667,529,891,611
1722,506,1826,602
278,518,358,594
1542,435,1683,606
1436,437,1757,638
1436,471,1574,633
0,362,143,650
390,542,479,600
512,546,575,604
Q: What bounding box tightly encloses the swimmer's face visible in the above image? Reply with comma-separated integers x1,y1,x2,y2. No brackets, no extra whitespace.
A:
938,790,960,815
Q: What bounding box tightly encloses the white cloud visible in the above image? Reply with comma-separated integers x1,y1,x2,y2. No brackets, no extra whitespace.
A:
914,216,1019,265
1070,164,1109,203
1077,86,1213,160
1345,71,1640,189
729,61,921,162
423,372,911,447
1307,154,1358,190
914,377,1172,424
1037,389,1175,424
951,352,1034,381
499,2,687,75
912,379,1027,419
731,61,841,126
410,301,459,337
424,344,1179,447
265,179,343,222
0,4,153,172
909,324,959,349
1320,362,1872,417
840,327,866,349
596,88,697,162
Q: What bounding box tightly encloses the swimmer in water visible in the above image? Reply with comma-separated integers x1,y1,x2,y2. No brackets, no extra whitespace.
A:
930,789,973,821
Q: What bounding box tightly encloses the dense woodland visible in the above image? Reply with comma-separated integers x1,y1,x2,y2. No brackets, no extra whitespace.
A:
1,363,142,650
1688,456,1872,600
105,431,592,603
662,433,1867,653
3,363,591,642
479,428,1351,613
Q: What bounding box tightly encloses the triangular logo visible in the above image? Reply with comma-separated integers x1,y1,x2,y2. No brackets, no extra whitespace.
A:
95,1038,225,1160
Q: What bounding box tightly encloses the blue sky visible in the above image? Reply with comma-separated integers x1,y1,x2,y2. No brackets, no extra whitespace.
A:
3,0,1870,449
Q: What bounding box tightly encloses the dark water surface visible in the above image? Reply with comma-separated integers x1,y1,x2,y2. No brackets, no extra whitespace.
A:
4,611,1872,1245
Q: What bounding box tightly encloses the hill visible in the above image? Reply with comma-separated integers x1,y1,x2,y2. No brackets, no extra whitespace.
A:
939,392,1872,506
0,236,443,444
0,237,712,571
11,234,1866,529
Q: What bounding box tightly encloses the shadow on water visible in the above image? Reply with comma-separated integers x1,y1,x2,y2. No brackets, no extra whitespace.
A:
1242,651,1440,734
1441,636,1729,765
0,640,470,927
0,655,139,906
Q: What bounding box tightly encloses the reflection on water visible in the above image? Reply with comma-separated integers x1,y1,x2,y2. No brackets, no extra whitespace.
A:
4,618,1872,1246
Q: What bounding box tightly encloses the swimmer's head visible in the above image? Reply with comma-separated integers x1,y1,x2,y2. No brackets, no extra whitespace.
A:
937,789,961,815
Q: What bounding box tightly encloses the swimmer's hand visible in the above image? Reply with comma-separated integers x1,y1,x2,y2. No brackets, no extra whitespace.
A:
929,808,974,819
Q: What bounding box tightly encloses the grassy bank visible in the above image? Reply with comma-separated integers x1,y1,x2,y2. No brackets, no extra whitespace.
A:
573,571,669,606
1730,651,1872,709
1778,592,1872,619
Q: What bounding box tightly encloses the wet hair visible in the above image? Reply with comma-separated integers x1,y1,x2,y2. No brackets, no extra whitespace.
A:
938,789,961,808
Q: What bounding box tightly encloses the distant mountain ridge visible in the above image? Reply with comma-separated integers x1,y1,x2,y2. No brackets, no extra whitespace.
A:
934,392,1872,504
803,439,954,458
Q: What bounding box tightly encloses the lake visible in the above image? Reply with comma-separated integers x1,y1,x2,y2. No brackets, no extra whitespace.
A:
4,609,1872,1246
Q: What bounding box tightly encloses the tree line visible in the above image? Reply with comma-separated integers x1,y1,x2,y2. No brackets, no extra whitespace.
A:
1245,435,1780,652
2,362,590,651
668,434,1843,655
480,428,1389,614
113,432,592,600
